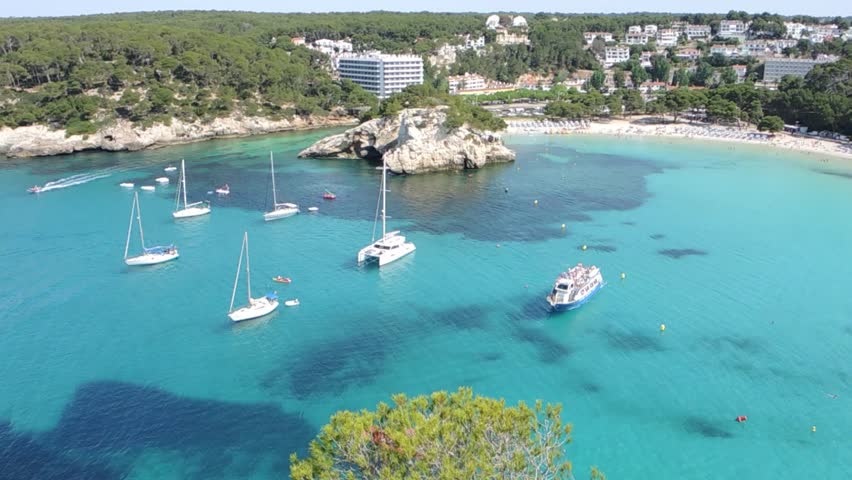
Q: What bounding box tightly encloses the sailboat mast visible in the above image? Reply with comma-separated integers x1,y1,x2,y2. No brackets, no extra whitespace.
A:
229,233,245,313
181,159,188,208
124,193,136,259
381,159,387,237
270,152,278,206
245,232,252,303
135,192,146,249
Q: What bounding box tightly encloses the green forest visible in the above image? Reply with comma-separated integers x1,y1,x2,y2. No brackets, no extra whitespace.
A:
0,11,850,136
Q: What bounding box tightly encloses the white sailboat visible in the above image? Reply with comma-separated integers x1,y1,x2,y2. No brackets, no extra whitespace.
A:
228,232,279,322
263,152,299,221
357,158,415,266
124,191,179,266
172,159,211,219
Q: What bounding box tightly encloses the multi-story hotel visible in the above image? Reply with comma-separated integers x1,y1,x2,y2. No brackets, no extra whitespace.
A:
604,45,630,66
337,54,424,99
762,56,839,83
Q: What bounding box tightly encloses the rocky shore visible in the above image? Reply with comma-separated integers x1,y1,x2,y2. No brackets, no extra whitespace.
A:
298,107,515,174
0,114,357,158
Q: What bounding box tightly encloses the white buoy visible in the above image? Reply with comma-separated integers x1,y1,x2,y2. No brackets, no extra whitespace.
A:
581,244,587,251
621,272,626,280
660,324,666,332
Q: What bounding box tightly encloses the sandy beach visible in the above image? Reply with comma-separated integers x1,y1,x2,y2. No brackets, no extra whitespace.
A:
506,117,852,160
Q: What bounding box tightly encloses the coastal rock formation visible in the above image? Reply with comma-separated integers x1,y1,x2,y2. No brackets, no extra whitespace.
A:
0,114,357,158
297,108,515,174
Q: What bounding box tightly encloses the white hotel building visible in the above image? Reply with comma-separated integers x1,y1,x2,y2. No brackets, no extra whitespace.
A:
604,45,630,66
337,54,424,99
763,56,838,83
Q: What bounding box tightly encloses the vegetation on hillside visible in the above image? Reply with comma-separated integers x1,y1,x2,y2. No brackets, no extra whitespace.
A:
374,84,506,131
289,387,599,480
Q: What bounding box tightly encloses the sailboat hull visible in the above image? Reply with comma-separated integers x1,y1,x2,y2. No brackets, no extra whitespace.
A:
358,242,416,266
228,297,279,322
125,251,180,266
173,206,211,219
263,207,299,221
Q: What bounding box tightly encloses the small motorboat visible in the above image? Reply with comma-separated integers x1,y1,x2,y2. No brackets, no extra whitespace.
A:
322,190,336,200
307,207,319,212
285,299,300,307
119,182,135,188
272,276,292,284
155,177,170,184
140,185,156,191
164,166,177,172
215,184,230,195
27,185,43,194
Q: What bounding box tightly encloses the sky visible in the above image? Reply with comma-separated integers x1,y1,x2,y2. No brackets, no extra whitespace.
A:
3,0,849,18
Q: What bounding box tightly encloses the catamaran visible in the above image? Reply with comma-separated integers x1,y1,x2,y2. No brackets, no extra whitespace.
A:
357,158,415,266
263,152,299,221
228,232,279,322
172,159,211,219
124,191,179,266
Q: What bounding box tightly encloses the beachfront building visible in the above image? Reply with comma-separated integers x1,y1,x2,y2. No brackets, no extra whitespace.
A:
584,31,614,43
762,56,839,83
626,32,648,45
675,48,701,61
710,44,740,57
313,39,354,55
448,73,487,94
338,53,423,99
486,14,501,29
657,29,678,47
495,29,530,45
604,45,630,67
686,24,712,40
719,20,749,41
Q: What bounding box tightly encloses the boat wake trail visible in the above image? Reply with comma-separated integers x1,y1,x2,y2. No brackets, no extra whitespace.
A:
38,167,123,192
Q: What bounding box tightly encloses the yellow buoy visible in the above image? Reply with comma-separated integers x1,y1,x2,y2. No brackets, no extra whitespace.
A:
620,272,626,280
581,244,587,251
811,426,816,433
660,324,666,332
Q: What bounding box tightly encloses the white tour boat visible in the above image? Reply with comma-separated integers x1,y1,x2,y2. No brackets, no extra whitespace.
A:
124,191,179,266
172,159,211,219
263,152,299,221
228,232,279,322
357,158,415,266
546,263,604,311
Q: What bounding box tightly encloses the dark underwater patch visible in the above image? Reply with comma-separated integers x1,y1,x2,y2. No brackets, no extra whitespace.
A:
600,327,664,352
512,327,572,364
580,382,602,393
0,420,118,480
279,333,388,400
815,169,852,180
650,233,665,240
621,221,636,226
30,381,314,479
424,305,489,331
683,417,734,439
658,248,708,259
478,352,504,362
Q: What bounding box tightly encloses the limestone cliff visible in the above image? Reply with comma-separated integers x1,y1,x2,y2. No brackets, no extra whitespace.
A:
0,114,357,158
297,108,515,174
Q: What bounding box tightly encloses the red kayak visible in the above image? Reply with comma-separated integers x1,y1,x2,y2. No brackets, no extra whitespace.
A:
272,276,292,284
322,192,336,200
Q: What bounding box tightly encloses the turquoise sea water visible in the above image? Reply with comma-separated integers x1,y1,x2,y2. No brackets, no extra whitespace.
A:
1,131,851,479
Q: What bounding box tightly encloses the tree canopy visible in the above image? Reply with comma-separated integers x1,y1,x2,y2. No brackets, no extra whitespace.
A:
290,387,586,480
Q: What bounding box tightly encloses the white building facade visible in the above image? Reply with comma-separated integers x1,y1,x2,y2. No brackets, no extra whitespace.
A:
657,29,678,47
719,20,749,40
447,73,487,93
604,45,631,66
762,56,838,83
584,32,614,43
338,54,424,99
686,24,712,40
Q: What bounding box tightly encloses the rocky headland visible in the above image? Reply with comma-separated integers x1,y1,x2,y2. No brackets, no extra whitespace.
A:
297,107,515,174
0,114,357,158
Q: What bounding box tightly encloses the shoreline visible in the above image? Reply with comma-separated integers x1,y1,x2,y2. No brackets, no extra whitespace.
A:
506,117,852,160
0,115,358,159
